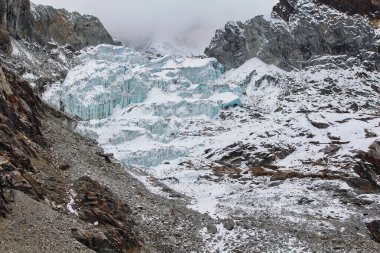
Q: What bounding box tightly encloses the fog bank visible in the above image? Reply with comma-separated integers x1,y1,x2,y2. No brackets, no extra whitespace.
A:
32,0,278,54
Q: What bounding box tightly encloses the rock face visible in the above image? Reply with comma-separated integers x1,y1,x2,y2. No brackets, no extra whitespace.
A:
0,66,43,171
0,65,44,217
71,177,141,252
0,0,34,41
205,0,380,70
0,29,11,53
32,4,115,51
0,0,115,53
272,0,297,22
317,0,380,18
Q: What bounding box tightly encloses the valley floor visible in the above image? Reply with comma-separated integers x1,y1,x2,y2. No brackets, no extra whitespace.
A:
1,104,379,252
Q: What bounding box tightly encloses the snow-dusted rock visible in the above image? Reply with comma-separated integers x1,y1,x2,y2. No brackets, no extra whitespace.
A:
205,0,380,70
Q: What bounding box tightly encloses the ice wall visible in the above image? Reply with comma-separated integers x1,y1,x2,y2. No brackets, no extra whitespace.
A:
44,45,232,120
43,44,242,168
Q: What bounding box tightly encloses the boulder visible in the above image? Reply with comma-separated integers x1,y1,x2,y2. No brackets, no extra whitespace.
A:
71,177,141,252
206,224,218,234
223,218,235,231
368,141,380,169
367,220,380,243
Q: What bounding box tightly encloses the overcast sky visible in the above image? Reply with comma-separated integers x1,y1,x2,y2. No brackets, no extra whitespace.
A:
31,0,277,54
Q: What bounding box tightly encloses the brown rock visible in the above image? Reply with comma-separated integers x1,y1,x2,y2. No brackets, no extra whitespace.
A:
317,0,380,18
72,177,141,252
213,166,241,177
250,167,274,177
367,220,380,243
58,164,70,171
368,141,380,169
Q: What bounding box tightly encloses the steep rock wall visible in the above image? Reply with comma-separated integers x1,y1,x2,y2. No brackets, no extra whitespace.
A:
206,0,380,70
0,0,116,53
32,4,115,50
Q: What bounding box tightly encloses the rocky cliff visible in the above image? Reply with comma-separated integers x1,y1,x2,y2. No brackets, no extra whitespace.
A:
205,0,380,70
0,0,115,54
0,0,34,42
31,4,116,51
0,0,32,54
0,0,118,96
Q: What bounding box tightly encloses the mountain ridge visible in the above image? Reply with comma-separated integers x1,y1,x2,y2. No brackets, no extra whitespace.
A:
205,0,380,71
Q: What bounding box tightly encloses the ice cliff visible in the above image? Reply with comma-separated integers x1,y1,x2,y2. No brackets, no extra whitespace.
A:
43,44,244,167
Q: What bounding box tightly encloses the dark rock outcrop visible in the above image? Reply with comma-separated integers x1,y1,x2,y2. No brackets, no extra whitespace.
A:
317,0,380,18
0,66,43,169
71,177,141,252
205,0,380,70
368,140,380,169
0,65,45,216
1,0,34,41
351,140,380,193
273,0,297,22
367,220,380,243
0,28,11,54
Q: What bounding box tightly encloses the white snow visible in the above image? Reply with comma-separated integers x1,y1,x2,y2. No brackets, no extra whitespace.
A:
67,189,78,216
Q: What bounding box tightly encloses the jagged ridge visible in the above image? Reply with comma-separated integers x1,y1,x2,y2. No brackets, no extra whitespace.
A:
205,0,380,70
0,0,116,54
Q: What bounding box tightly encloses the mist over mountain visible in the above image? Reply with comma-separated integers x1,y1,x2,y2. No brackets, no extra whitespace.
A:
31,0,277,54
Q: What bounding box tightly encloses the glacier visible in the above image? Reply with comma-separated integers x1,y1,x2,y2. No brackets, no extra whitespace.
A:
43,44,380,173
44,45,230,121
43,44,244,168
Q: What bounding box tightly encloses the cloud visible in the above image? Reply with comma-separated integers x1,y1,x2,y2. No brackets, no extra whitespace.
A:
31,0,278,54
